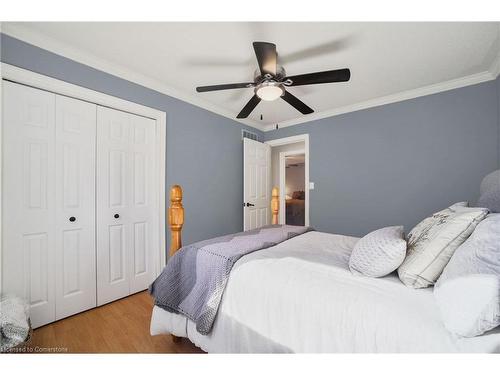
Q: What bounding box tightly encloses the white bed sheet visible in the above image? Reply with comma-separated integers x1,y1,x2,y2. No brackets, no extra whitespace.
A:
150,231,500,353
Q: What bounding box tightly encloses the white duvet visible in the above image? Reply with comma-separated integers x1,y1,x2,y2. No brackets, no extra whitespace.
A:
150,231,500,353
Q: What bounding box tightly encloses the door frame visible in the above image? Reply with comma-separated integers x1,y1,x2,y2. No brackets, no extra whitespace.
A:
265,134,310,227
0,63,167,278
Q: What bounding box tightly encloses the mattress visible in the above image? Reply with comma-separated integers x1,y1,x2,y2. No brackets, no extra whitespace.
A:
150,231,500,353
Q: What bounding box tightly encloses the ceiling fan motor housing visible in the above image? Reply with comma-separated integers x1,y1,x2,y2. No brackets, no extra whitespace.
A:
253,65,287,101
253,65,287,82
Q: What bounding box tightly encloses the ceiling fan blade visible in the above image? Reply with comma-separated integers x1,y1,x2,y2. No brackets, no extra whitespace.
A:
286,68,350,86
253,42,277,76
281,90,314,115
236,95,261,118
279,37,354,64
196,82,255,92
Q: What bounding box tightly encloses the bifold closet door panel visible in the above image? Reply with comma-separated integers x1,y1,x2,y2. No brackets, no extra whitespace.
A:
127,113,158,295
54,95,97,320
96,106,130,305
2,81,57,328
96,106,158,306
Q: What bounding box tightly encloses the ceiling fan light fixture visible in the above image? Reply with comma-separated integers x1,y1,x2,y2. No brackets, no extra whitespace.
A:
195,41,350,118
255,82,284,101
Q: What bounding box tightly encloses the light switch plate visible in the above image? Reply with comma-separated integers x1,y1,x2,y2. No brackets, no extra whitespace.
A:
309,182,315,190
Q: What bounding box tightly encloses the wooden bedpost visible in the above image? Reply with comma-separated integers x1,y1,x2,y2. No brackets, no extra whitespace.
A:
168,185,184,343
168,185,184,257
271,186,279,225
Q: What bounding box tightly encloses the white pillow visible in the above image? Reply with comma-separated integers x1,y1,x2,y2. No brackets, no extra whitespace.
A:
398,203,488,288
434,214,500,337
349,226,407,277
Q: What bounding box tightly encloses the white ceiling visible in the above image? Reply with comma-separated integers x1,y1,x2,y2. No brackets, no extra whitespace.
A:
3,22,499,131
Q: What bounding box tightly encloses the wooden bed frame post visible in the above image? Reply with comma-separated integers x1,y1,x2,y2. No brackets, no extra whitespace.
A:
168,185,184,343
272,186,279,225
169,185,184,257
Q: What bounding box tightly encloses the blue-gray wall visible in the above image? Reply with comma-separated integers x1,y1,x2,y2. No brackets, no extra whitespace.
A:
2,33,499,241
0,34,262,248
265,81,499,237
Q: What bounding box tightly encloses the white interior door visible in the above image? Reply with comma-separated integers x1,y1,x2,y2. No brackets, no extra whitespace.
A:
243,138,271,231
2,81,57,328
96,106,157,305
54,95,97,320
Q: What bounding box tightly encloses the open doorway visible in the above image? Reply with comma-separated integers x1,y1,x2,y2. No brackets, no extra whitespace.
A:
266,134,310,227
283,153,306,226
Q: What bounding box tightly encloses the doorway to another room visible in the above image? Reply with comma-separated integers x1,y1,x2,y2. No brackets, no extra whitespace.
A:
242,134,310,231
283,153,306,226
267,134,310,227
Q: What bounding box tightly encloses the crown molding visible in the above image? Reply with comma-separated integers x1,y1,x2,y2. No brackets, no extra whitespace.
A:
0,23,266,131
489,46,500,79
2,23,499,134
490,24,500,79
262,69,498,132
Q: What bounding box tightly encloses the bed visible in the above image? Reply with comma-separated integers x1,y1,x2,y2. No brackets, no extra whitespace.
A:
150,185,500,353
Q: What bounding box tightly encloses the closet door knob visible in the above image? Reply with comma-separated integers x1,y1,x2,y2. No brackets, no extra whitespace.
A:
114,214,120,219
69,217,76,222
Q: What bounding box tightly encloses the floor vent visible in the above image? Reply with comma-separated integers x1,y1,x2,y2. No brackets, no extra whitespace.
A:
242,129,260,142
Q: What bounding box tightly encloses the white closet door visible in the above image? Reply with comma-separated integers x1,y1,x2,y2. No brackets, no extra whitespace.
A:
96,106,157,305
128,113,158,294
54,95,97,320
2,81,56,328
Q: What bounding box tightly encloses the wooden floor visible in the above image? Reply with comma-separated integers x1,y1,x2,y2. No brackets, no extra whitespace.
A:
28,291,204,353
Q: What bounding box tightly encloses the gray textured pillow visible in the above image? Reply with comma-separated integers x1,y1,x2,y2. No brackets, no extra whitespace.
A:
480,169,500,195
349,226,407,278
434,214,500,337
477,169,500,213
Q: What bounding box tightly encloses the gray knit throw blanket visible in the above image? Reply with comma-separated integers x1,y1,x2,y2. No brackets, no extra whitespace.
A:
150,225,312,335
0,295,30,352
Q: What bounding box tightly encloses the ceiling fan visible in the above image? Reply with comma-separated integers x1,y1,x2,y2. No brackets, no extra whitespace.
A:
196,42,351,119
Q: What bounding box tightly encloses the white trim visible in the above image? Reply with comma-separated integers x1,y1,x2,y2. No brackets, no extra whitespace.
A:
490,24,500,79
3,23,499,134
489,49,500,80
3,63,163,121
266,134,310,226
1,23,264,132
262,70,498,131
266,134,310,147
1,63,168,276
156,112,167,274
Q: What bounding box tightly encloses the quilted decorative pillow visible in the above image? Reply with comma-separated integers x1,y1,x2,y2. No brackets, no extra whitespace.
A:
434,214,500,337
398,203,488,288
349,226,407,278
